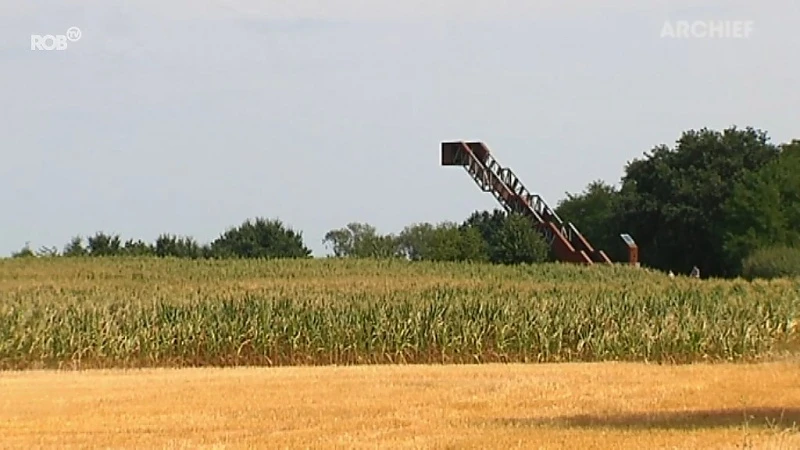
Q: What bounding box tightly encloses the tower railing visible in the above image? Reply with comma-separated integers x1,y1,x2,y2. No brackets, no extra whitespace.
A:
442,141,611,264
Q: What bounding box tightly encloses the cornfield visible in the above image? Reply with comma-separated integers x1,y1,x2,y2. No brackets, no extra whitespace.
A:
0,257,798,369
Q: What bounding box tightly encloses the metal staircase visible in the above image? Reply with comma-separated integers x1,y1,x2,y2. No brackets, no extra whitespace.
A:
441,141,612,264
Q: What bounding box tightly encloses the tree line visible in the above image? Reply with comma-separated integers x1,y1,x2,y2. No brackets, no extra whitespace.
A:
554,127,800,279
12,211,552,266
12,218,312,260
10,126,800,279
321,210,551,264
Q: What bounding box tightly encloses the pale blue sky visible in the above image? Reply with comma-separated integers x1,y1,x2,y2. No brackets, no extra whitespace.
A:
2,0,798,256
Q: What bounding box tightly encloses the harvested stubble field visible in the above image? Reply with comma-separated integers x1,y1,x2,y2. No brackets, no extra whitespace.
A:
1,257,800,448
2,362,800,449
0,257,798,369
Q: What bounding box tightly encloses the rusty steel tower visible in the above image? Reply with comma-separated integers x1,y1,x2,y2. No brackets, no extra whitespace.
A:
441,141,612,265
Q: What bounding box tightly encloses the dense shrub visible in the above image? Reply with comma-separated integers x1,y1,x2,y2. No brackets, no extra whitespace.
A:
741,245,800,280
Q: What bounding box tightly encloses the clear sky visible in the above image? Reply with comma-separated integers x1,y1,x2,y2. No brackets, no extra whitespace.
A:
2,0,798,257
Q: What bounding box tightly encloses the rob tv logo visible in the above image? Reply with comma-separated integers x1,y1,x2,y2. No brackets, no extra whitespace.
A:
31,27,82,50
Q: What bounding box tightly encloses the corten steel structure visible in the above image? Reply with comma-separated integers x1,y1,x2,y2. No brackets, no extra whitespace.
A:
620,234,639,266
441,141,612,265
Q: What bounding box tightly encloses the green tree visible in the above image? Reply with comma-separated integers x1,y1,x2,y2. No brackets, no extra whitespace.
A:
11,242,35,258
398,222,488,262
555,180,626,262
461,209,508,263
451,224,489,262
322,223,400,258
461,209,549,264
722,140,800,273
63,236,88,257
614,126,780,277
87,232,122,256
155,234,202,258
491,213,550,264
122,239,155,257
211,218,311,259
396,223,435,261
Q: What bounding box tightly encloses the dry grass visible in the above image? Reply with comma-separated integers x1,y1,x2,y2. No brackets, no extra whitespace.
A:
2,361,800,449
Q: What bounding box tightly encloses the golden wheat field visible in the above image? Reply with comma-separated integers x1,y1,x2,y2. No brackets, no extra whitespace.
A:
1,257,799,448
2,361,800,449
0,257,798,369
